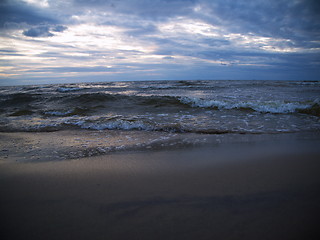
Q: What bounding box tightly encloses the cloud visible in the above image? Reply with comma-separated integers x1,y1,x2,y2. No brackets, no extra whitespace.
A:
0,0,58,28
23,24,68,37
125,24,158,36
69,0,319,42
0,49,26,56
195,0,320,45
0,0,319,85
73,0,197,19
163,56,174,60
25,66,116,73
23,26,54,37
52,25,68,32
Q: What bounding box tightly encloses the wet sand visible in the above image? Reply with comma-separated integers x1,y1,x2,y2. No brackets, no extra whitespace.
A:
1,142,320,240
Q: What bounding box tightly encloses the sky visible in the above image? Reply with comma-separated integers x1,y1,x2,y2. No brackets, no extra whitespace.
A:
0,0,320,85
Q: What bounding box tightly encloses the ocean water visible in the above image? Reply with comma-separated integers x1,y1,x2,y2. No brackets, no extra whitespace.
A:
1,80,320,159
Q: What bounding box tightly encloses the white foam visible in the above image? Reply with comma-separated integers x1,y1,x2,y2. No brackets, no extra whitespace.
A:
57,87,81,92
179,97,312,114
80,119,153,131
45,110,73,116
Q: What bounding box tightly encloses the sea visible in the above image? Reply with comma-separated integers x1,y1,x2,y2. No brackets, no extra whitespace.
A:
1,80,320,160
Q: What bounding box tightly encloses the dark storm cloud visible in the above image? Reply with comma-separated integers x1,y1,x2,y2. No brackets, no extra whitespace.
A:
23,25,68,37
71,0,319,40
3,0,318,44
196,0,320,43
93,0,319,66
0,0,57,29
1,0,319,85
2,0,319,41
23,25,54,37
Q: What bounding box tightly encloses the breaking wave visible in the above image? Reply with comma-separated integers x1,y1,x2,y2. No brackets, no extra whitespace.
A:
57,87,82,92
1,80,319,136
1,91,319,116
1,89,320,117
179,96,320,115
58,93,320,115
0,115,295,135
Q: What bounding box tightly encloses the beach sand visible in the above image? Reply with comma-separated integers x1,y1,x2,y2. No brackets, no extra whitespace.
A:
1,132,320,240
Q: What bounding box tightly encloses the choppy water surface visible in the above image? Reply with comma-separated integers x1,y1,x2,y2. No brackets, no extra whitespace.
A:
1,80,320,160
1,80,319,134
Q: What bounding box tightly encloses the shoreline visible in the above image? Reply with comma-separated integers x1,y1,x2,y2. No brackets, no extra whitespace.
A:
1,129,320,163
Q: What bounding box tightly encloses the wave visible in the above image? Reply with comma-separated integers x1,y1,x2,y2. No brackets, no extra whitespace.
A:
1,89,319,117
9,109,34,116
61,93,186,108
2,108,319,134
139,85,176,90
179,97,319,115
63,93,319,115
297,103,320,116
57,87,82,92
0,115,251,134
44,107,90,117
41,117,272,134
0,93,41,106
